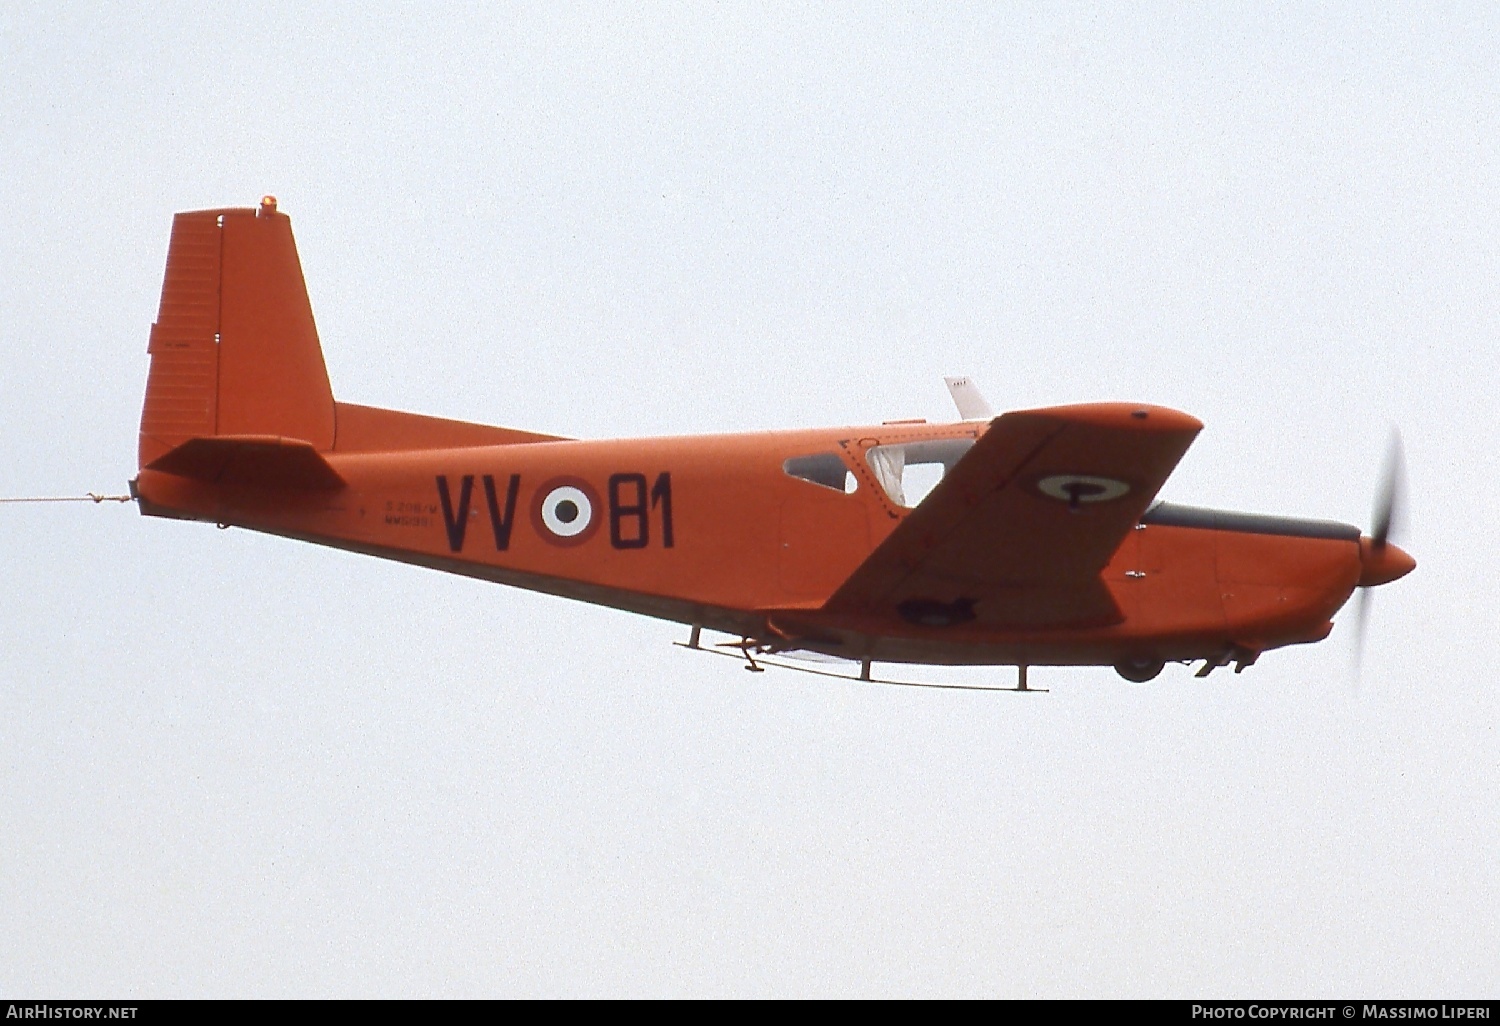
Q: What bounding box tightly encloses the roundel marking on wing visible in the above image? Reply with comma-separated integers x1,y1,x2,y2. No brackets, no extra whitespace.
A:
532,476,602,546
1036,474,1131,506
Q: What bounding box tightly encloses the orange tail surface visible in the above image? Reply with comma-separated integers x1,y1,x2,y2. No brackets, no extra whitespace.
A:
139,197,334,468
139,197,565,477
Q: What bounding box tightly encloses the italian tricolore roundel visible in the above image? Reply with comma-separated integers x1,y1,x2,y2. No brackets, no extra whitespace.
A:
531,477,602,546
1035,474,1131,505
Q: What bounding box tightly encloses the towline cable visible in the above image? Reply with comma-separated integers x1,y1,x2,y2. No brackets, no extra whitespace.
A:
0,493,132,504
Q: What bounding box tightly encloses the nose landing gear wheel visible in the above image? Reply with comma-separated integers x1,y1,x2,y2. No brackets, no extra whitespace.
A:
1115,657,1164,683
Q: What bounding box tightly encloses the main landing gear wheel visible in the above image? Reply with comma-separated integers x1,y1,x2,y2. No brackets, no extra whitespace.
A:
1115,656,1165,683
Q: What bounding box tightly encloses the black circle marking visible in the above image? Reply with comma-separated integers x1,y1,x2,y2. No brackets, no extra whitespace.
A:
531,477,602,547
1036,474,1130,509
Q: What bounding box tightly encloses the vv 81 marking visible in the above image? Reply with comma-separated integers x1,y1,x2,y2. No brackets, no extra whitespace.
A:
435,473,675,553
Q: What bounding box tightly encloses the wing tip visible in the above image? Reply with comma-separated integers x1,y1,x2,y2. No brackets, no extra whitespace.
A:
1008,403,1202,434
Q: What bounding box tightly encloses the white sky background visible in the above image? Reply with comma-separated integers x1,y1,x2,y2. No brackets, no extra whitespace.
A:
1,2,1496,997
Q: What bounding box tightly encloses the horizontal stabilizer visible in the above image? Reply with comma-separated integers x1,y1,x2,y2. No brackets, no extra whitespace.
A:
146,435,345,490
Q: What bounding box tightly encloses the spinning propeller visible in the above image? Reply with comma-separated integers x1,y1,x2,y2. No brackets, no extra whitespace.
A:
1352,431,1416,677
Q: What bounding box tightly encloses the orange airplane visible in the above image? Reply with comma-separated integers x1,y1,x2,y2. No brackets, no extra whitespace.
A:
130,198,1415,690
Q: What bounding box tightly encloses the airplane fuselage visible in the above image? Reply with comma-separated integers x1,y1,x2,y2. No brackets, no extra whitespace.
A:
133,417,1365,670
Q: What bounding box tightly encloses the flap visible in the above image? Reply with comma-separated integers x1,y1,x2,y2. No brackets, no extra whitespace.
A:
145,435,345,491
827,403,1202,628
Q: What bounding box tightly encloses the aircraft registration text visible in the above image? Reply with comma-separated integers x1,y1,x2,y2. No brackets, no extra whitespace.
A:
432,473,675,553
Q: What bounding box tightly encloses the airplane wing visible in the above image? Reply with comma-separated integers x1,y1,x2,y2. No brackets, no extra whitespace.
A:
826,403,1202,628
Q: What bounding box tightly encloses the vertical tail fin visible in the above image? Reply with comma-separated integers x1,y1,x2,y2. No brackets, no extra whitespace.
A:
139,197,335,468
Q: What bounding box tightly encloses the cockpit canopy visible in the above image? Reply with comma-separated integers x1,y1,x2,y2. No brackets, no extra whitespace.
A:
864,438,975,507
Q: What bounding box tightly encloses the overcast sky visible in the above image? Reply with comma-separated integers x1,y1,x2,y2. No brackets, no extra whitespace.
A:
2,2,1496,997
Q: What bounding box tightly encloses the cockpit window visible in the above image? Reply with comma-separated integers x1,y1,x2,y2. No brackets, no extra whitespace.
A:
866,438,975,507
784,453,857,494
